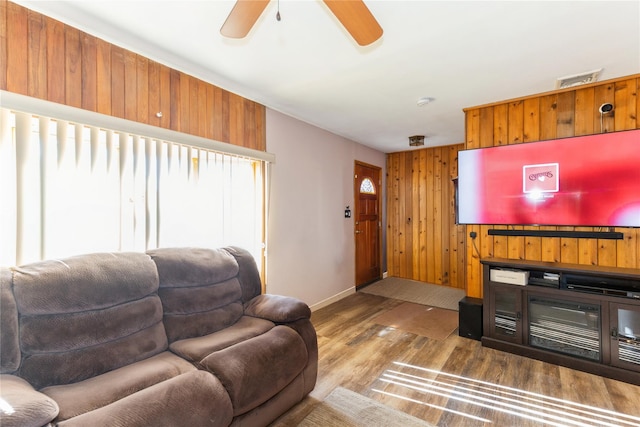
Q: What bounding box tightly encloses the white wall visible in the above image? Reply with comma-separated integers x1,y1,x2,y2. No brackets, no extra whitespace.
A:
265,109,385,310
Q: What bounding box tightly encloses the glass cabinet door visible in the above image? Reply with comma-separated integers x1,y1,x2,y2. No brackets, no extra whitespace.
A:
489,284,523,344
528,295,601,361
610,303,640,372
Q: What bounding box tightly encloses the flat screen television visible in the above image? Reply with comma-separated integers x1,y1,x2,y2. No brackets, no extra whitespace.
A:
457,129,640,227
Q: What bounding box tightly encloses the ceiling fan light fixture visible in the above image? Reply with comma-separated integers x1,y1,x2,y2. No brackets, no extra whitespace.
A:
417,97,435,107
221,0,383,46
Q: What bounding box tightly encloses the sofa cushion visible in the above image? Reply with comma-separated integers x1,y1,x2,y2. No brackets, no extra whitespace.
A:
230,375,307,427
148,247,246,342
159,277,243,341
0,375,59,427
200,325,309,416
244,294,312,323
12,252,159,314
0,269,20,373
170,315,275,362
20,295,163,354
54,370,233,427
149,247,239,288
11,252,167,389
223,246,262,303
41,351,196,422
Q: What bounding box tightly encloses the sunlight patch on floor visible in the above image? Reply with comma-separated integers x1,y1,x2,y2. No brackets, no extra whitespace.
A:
372,361,640,427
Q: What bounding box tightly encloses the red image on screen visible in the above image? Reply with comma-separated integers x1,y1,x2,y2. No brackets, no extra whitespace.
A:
523,163,559,194
458,130,640,227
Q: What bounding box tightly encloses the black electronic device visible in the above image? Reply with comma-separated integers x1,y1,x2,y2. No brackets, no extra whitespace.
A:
561,273,640,299
459,297,483,341
528,270,560,288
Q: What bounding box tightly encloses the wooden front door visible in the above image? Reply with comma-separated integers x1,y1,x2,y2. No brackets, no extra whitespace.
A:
354,161,381,287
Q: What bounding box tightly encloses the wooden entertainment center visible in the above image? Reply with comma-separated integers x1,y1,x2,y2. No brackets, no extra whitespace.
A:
481,258,640,385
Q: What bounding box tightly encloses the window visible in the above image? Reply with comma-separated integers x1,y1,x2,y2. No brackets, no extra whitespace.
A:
0,101,269,270
360,177,376,194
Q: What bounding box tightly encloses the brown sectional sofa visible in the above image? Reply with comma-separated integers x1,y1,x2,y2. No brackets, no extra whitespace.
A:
0,247,317,427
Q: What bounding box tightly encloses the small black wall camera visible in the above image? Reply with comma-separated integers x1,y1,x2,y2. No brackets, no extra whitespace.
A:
599,103,614,114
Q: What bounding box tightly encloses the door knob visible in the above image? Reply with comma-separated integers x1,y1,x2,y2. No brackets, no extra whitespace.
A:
355,230,362,234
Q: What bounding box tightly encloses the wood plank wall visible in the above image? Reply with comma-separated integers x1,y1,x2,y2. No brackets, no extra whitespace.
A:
386,144,466,289
0,0,265,151
464,74,640,298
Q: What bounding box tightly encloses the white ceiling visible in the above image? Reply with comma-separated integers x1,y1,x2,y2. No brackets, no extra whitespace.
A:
15,1,640,153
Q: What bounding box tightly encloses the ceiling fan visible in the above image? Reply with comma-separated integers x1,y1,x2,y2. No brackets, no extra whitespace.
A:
220,0,383,46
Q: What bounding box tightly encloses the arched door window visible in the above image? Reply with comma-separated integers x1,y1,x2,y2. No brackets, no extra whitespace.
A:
360,177,376,194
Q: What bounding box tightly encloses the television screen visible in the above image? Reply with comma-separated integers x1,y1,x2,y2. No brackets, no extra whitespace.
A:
457,130,640,227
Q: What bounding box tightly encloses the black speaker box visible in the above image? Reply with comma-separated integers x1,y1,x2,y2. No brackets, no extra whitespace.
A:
459,296,483,341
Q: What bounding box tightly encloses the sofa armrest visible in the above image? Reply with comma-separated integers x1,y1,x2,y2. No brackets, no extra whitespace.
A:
0,375,59,427
244,294,311,324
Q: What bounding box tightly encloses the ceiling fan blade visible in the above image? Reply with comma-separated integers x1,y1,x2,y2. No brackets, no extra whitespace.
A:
322,0,383,46
220,0,271,39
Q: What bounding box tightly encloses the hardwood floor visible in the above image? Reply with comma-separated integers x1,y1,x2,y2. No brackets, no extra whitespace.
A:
272,292,640,426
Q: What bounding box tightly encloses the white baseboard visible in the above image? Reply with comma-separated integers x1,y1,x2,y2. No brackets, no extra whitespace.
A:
309,287,356,312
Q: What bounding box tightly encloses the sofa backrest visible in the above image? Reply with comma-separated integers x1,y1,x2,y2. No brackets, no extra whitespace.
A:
0,268,20,374
148,247,262,343
223,246,262,302
10,252,168,389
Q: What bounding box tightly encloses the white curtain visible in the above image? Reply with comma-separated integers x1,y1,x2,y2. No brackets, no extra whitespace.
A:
0,108,265,269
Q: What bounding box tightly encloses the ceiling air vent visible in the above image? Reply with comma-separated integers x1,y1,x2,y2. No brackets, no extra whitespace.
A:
409,135,424,146
555,69,602,89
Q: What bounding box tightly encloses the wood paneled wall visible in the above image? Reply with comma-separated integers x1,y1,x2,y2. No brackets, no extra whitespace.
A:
0,0,265,150
386,144,466,289
464,74,640,298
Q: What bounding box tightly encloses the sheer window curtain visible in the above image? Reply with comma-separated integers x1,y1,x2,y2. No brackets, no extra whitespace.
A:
0,106,266,271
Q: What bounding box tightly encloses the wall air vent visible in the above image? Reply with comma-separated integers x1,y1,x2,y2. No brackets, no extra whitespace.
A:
555,69,602,89
409,135,425,146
